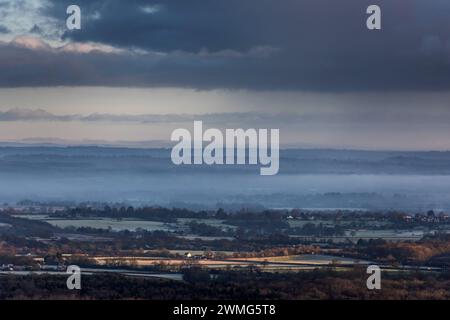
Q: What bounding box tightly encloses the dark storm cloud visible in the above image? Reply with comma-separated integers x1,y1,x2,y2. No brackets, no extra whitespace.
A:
0,24,10,33
43,0,416,52
2,0,450,90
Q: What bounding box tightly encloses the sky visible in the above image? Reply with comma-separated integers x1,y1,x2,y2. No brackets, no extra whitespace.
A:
0,0,450,150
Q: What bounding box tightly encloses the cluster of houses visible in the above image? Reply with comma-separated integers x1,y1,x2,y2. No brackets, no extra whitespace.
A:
0,263,40,271
401,211,450,223
184,252,209,260
0,205,65,214
0,254,67,272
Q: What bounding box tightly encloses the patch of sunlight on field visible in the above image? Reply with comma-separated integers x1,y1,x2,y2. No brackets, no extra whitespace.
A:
251,254,371,265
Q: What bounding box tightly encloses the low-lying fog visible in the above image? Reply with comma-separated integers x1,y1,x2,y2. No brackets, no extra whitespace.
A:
1,147,450,211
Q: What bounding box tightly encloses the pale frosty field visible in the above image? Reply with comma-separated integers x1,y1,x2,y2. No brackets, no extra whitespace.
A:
15,215,172,232
47,219,172,232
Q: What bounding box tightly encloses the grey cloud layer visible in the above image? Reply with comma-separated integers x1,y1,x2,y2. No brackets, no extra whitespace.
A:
4,107,450,127
1,0,450,90
0,107,302,125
